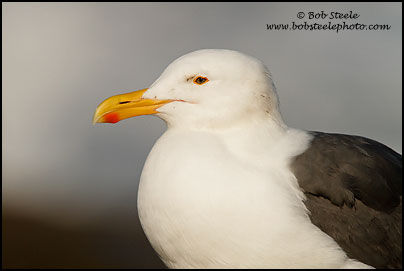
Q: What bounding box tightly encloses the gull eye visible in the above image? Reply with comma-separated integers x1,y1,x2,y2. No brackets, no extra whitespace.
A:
193,76,209,85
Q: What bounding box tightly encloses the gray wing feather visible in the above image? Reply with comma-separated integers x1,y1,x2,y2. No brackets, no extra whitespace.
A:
291,131,402,268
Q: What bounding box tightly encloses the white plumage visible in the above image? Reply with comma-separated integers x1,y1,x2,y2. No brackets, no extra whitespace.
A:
135,49,371,268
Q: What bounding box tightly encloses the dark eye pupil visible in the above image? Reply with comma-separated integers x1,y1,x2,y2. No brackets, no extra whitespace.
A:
197,77,205,83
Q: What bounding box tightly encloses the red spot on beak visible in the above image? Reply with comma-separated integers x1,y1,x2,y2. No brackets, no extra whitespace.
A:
104,112,120,123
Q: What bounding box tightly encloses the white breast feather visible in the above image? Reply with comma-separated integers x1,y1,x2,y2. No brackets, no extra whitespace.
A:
137,123,372,269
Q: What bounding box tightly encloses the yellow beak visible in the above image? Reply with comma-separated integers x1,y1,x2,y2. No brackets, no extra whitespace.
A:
93,88,172,124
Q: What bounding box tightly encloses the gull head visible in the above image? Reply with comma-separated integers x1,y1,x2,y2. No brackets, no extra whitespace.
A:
93,49,284,130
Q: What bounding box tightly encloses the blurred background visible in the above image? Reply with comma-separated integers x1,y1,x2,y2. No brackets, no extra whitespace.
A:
2,2,401,269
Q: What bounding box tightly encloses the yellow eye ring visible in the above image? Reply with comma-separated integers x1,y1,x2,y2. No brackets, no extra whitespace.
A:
193,76,209,85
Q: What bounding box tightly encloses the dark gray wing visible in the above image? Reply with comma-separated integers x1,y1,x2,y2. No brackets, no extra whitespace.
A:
291,131,402,269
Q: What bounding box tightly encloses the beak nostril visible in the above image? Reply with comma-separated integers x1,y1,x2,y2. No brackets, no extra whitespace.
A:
119,101,131,104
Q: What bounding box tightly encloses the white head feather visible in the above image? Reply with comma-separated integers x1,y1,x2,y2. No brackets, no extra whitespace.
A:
143,49,285,130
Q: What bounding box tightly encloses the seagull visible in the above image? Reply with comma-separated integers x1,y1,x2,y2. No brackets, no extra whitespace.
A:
93,49,402,269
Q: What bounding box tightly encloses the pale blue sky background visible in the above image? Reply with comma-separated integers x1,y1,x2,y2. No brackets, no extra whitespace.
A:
3,2,402,226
